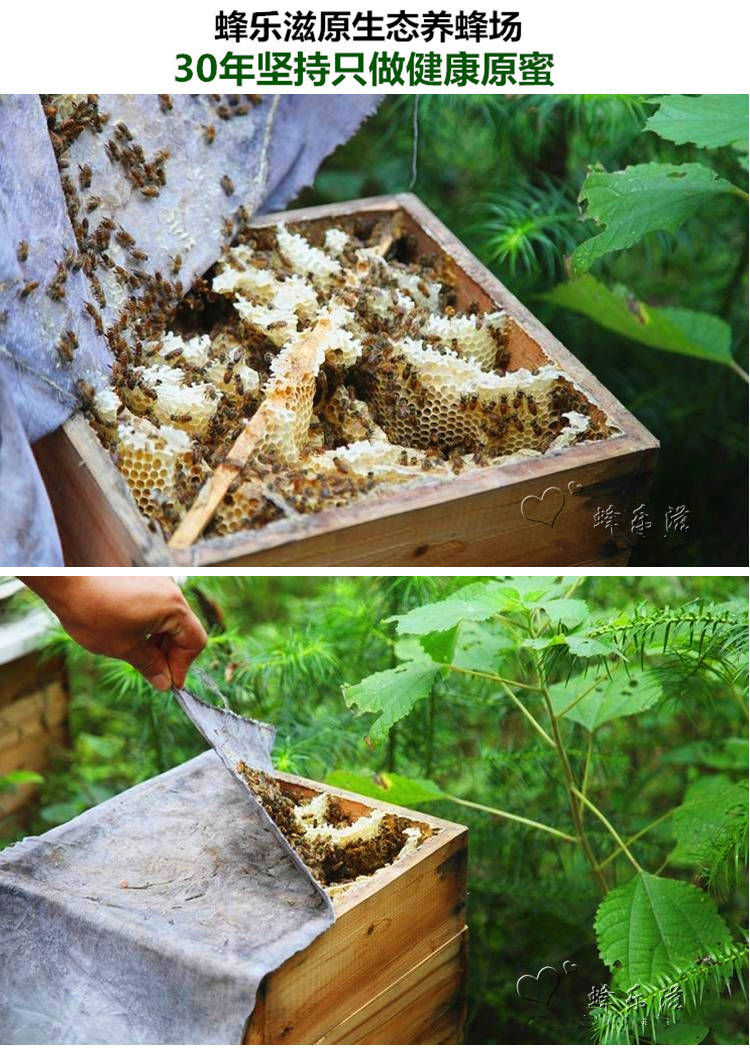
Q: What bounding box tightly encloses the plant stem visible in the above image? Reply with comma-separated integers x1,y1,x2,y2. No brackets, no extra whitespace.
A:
533,659,608,894
425,685,436,778
728,359,749,384
598,807,676,869
446,664,539,693
444,793,578,842
572,788,642,873
581,731,594,808
556,673,610,719
446,664,555,748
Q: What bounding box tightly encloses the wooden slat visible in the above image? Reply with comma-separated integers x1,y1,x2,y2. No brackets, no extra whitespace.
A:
315,928,468,1044
244,773,468,1045
33,416,172,567
169,320,333,550
187,443,655,567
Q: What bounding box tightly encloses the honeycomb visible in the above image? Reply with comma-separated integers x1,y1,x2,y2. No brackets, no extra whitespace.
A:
113,411,207,525
87,212,615,539
236,764,427,894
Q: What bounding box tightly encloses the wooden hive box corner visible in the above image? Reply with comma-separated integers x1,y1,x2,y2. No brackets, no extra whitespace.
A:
243,773,469,1045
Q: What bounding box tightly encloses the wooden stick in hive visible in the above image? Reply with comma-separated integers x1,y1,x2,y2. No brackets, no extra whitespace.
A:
168,319,331,549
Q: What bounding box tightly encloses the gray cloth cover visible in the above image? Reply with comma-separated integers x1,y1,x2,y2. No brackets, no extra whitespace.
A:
0,93,381,564
0,695,336,1044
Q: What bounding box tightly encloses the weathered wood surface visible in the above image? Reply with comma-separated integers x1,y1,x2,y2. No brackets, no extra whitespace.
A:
0,654,69,833
243,773,468,1045
34,193,658,568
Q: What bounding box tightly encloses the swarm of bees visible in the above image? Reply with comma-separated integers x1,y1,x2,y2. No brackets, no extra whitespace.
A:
79,214,612,540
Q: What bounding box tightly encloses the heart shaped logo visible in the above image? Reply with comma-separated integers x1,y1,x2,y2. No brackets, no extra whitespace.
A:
521,487,564,528
567,480,583,495
562,959,578,974
516,965,561,1006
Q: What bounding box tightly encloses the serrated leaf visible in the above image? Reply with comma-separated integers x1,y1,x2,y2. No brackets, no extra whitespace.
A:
572,163,742,273
567,634,621,658
550,668,658,731
670,776,748,866
390,579,517,635
523,631,619,658
420,626,459,664
394,636,430,663
342,659,439,742
452,620,515,673
595,871,732,987
646,94,749,153
544,275,735,366
325,770,445,807
536,597,589,629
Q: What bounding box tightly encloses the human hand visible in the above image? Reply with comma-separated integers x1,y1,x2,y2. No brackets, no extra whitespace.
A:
21,576,207,691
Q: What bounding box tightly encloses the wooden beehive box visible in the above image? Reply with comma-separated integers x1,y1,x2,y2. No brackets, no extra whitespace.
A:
0,607,68,840
244,773,468,1045
34,193,658,567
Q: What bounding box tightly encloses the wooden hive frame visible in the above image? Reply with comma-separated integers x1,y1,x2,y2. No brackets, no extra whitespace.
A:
34,193,659,567
244,772,469,1045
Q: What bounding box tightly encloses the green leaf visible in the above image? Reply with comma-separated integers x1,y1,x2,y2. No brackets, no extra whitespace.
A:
544,275,735,366
572,163,742,273
0,769,44,790
536,597,589,629
651,1022,709,1045
420,626,459,665
595,871,732,987
670,776,748,866
646,95,749,153
342,659,439,742
522,632,618,658
325,770,446,807
661,737,749,771
452,621,515,673
550,668,659,731
389,580,517,635
567,634,621,658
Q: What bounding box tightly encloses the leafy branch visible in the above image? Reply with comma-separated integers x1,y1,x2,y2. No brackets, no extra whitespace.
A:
338,575,748,1035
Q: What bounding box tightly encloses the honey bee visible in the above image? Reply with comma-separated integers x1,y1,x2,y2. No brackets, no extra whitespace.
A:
204,124,216,145
83,301,104,334
220,174,234,196
158,94,173,112
16,240,28,262
18,280,39,298
140,185,159,198
78,163,92,189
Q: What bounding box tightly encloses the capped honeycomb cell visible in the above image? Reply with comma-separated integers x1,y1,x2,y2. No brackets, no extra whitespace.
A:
276,224,341,283
422,311,509,371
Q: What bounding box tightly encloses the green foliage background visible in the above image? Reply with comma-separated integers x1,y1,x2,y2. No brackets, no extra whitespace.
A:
291,95,749,565
3,574,747,1044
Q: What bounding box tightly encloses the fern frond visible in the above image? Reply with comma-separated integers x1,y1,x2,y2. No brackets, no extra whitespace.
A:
699,810,749,900
590,941,749,1044
471,180,579,281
